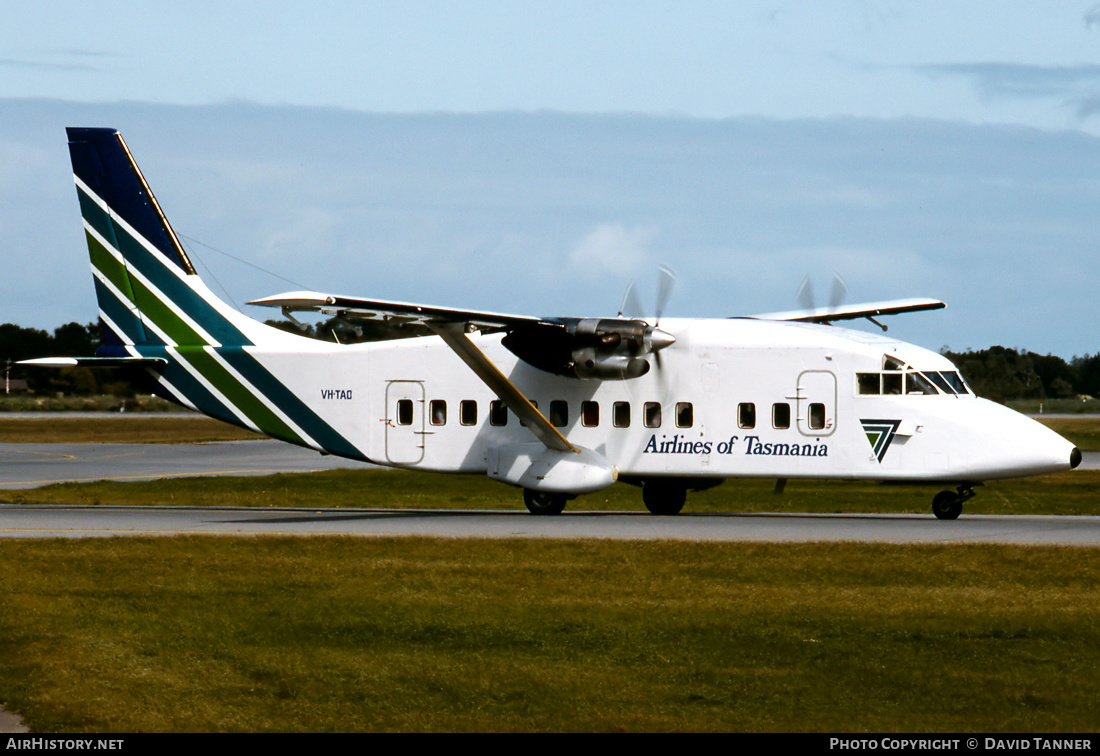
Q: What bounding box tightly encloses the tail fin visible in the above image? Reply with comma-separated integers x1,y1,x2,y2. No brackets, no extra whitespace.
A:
62,128,368,460
67,127,262,349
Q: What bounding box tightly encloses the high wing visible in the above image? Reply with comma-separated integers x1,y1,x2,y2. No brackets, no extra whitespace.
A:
248,290,673,381
744,298,945,331
249,290,579,453
246,291,555,332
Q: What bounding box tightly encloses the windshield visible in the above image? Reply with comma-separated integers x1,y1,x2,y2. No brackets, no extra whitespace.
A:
857,358,970,396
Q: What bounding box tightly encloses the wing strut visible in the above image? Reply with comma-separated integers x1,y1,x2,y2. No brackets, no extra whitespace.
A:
426,323,577,454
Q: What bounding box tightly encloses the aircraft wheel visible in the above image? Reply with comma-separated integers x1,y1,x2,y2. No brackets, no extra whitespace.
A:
524,489,567,516
642,480,687,515
932,490,963,521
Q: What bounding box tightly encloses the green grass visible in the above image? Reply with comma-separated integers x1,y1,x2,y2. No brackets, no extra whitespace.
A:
1007,397,1100,415
1,537,1097,732
0,395,180,413
1036,417,1100,451
3,467,1097,516
2,413,1096,733
0,415,261,444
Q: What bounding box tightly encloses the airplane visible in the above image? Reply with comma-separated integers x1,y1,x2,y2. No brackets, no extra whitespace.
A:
21,127,1082,520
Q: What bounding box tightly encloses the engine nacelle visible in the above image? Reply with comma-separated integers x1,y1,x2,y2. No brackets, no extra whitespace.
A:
502,318,674,380
570,351,650,379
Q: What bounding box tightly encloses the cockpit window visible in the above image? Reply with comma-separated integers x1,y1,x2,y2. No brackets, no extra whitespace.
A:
925,371,956,395
906,372,938,395
941,371,969,394
882,372,903,395
861,355,971,397
859,367,974,397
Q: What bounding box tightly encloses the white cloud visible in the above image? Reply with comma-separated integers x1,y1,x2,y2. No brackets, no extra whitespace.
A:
568,223,657,281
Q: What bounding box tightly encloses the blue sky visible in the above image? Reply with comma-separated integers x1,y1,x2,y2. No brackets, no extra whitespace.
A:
1,2,1099,358
6,2,1100,130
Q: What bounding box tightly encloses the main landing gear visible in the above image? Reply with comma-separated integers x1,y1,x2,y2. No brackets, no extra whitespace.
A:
931,484,976,521
521,479,695,516
523,489,570,516
641,479,688,515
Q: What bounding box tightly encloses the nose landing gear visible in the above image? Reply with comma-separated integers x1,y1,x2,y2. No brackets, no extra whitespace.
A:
931,484,975,520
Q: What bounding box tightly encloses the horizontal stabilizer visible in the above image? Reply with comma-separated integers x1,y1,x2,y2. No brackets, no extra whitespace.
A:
18,357,167,369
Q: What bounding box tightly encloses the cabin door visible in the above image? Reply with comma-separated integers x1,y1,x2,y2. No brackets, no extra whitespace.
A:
796,370,837,437
385,380,425,464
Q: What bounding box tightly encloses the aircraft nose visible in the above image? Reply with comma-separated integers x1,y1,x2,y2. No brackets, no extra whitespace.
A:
1071,447,1082,469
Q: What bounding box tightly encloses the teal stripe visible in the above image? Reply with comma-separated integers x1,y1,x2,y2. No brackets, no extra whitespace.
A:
221,348,370,461
176,347,305,446
111,224,250,346
77,187,118,250
93,277,157,346
79,183,251,347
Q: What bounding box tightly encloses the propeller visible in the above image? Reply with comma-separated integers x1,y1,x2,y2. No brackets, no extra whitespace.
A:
618,280,643,321
614,265,678,383
619,264,677,325
654,263,676,324
797,271,848,318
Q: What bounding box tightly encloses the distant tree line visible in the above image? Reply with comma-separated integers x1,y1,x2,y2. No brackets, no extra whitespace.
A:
940,346,1099,403
0,322,121,396
0,319,426,397
263,317,431,344
1,321,1096,403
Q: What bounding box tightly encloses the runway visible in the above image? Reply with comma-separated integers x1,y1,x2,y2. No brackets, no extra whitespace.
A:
0,439,1096,545
2,505,1100,545
0,439,366,489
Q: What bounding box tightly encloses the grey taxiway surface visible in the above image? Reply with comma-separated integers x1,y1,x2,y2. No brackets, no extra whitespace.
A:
0,439,1097,545
3,504,1100,545
0,439,366,489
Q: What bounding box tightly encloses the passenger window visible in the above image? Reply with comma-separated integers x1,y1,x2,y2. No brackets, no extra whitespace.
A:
396,399,414,426
738,402,756,429
520,400,537,427
549,400,568,427
772,403,790,430
582,401,599,427
675,402,693,428
808,402,826,430
489,400,507,427
644,402,662,428
429,400,447,426
857,373,880,395
460,400,477,426
613,401,631,428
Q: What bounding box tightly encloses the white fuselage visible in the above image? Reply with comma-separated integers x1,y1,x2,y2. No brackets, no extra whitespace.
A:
243,317,1077,486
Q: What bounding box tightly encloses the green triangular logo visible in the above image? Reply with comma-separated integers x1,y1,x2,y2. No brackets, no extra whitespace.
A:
861,419,901,462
